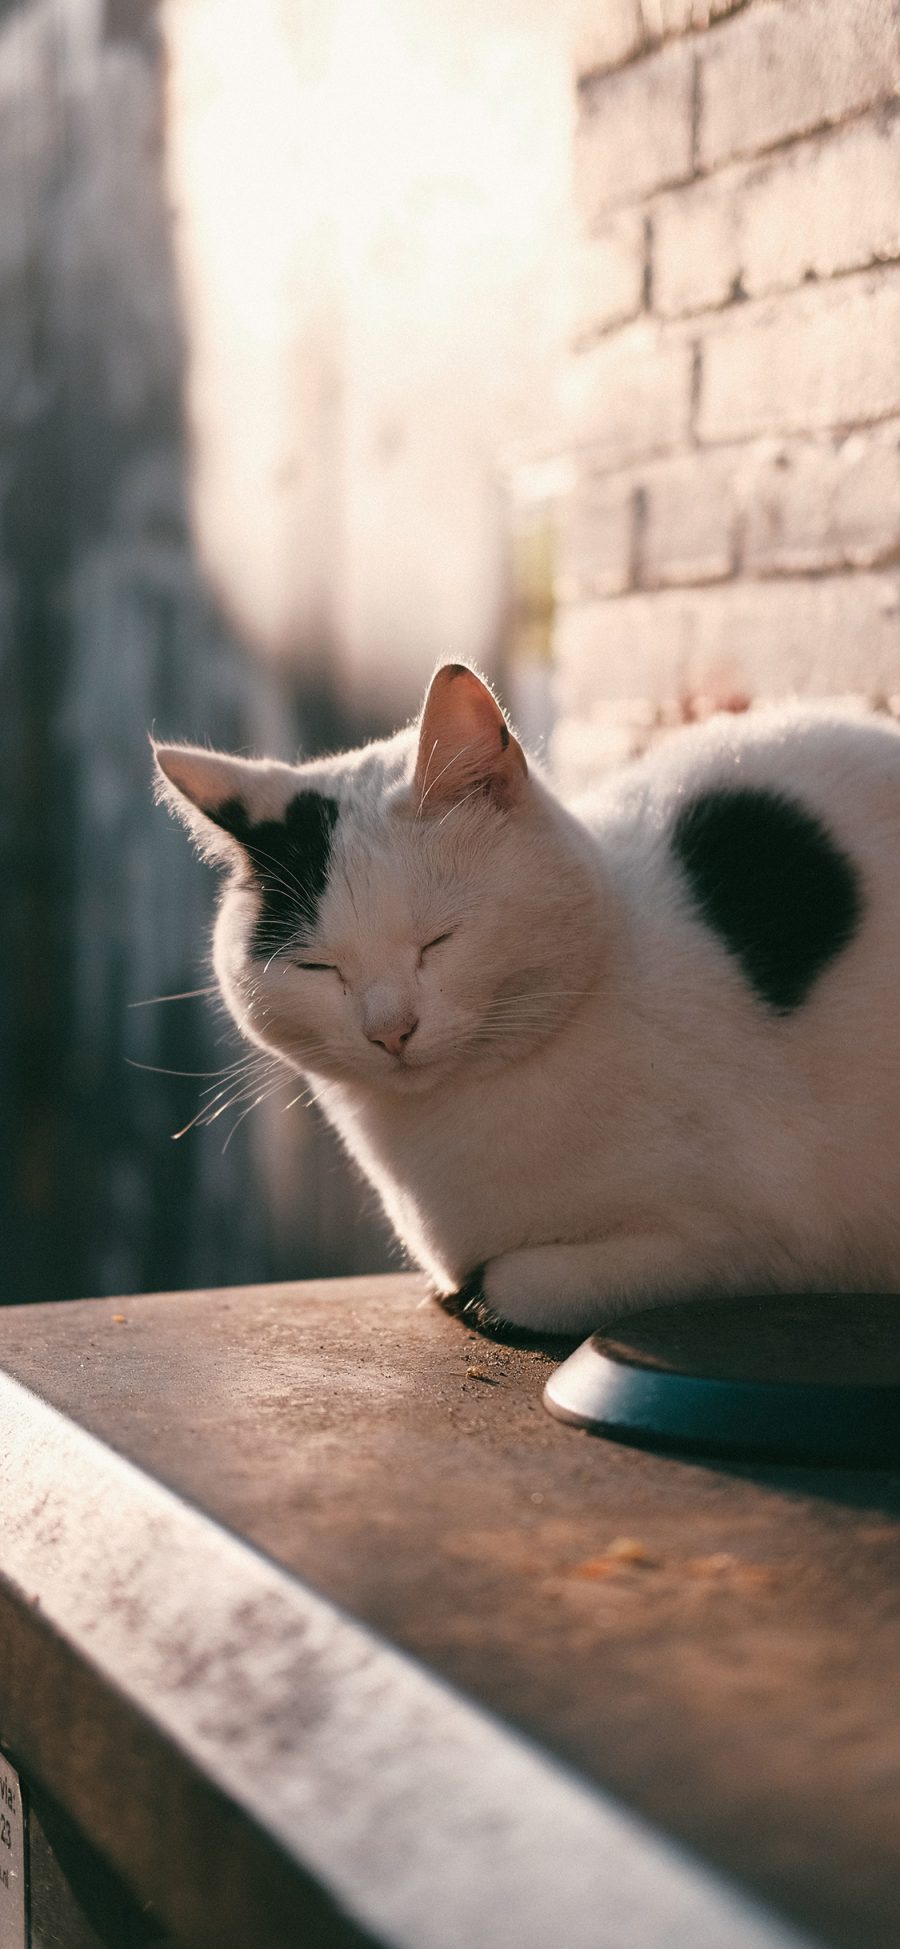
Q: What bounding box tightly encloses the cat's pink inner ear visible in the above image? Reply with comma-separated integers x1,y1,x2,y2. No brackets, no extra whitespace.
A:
152,743,262,862
154,744,248,818
414,664,527,812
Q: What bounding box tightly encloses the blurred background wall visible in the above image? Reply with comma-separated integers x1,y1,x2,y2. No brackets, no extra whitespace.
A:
1,0,571,1303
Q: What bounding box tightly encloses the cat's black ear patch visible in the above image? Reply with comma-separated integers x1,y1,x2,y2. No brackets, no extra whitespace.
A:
672,788,861,1013
215,791,339,958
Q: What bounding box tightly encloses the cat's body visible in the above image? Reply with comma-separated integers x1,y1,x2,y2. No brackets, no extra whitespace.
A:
156,666,900,1334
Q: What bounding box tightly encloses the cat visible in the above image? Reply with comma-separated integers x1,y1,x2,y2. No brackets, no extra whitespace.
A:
155,662,900,1336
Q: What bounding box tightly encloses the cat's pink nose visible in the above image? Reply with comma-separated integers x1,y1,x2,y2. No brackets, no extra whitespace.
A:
367,1019,418,1057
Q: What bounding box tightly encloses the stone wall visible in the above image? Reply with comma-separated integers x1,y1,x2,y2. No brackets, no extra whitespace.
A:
553,0,900,788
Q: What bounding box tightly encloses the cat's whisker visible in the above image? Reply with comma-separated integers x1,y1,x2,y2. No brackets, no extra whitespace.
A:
498,989,595,1000
208,1070,283,1121
221,835,324,946
437,781,488,828
128,986,219,1008
469,1019,567,1045
281,1084,319,1113
213,1020,257,1048
171,1056,281,1138
415,736,439,815
261,930,319,972
172,1082,257,1140
230,837,312,903
341,865,360,922
483,995,593,1012
220,1073,304,1152
418,737,480,816
194,1068,285,1132
196,1054,275,1102
172,1100,227,1140
126,1056,255,1079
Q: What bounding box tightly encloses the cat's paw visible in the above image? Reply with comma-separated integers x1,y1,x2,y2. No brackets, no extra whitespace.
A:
472,1239,718,1335
435,1265,510,1336
479,1248,591,1334
439,1252,586,1343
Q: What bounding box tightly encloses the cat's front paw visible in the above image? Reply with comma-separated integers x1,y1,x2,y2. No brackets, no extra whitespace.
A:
437,1253,583,1343
435,1264,507,1335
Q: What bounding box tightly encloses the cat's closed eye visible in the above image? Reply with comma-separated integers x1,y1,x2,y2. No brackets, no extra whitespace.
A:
295,961,338,973
418,931,454,967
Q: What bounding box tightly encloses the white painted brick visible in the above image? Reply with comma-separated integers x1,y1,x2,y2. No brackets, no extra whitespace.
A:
574,209,646,340
576,39,694,222
742,422,900,572
655,112,900,318
559,471,635,599
574,0,748,79
640,447,737,582
560,426,900,599
555,573,900,713
561,447,737,597
652,0,748,32
565,321,694,464
740,113,900,295
574,0,642,79
699,0,900,171
698,265,900,444
653,177,738,317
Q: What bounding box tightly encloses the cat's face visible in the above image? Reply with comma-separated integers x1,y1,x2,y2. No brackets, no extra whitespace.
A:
155,665,600,1092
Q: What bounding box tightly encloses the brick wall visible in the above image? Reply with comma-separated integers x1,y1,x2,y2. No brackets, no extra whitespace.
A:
553,0,900,788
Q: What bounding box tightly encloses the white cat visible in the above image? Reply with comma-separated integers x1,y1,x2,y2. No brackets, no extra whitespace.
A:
155,663,900,1335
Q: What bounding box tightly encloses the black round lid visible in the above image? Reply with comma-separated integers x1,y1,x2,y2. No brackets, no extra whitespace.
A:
542,1294,900,1465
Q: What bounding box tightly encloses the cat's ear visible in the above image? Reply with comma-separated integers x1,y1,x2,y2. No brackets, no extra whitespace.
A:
153,742,290,864
413,664,527,813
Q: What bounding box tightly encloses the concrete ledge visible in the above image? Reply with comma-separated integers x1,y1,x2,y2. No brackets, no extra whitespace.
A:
0,1365,815,1949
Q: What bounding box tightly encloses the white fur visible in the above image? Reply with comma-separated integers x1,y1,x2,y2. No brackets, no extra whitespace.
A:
159,693,900,1333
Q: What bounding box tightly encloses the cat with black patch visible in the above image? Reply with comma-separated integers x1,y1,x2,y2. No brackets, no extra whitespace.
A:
155,666,900,1334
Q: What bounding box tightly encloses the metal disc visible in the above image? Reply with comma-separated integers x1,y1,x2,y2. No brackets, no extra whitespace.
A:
542,1293,900,1465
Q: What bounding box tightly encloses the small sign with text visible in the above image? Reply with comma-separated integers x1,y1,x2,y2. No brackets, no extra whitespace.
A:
0,1754,25,1949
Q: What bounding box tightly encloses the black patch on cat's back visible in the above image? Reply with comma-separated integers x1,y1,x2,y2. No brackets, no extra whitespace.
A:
215,791,339,958
672,787,861,1012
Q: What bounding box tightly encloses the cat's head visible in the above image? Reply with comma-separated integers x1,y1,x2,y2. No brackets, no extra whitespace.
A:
154,664,601,1092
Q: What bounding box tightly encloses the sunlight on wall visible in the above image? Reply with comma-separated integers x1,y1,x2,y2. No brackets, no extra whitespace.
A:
163,0,342,671
162,0,573,714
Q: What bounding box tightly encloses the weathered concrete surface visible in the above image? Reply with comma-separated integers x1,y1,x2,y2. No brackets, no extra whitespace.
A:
0,1276,897,1947
1,1360,812,1949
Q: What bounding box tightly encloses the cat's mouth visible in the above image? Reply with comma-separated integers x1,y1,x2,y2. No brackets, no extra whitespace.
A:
373,1044,447,1090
